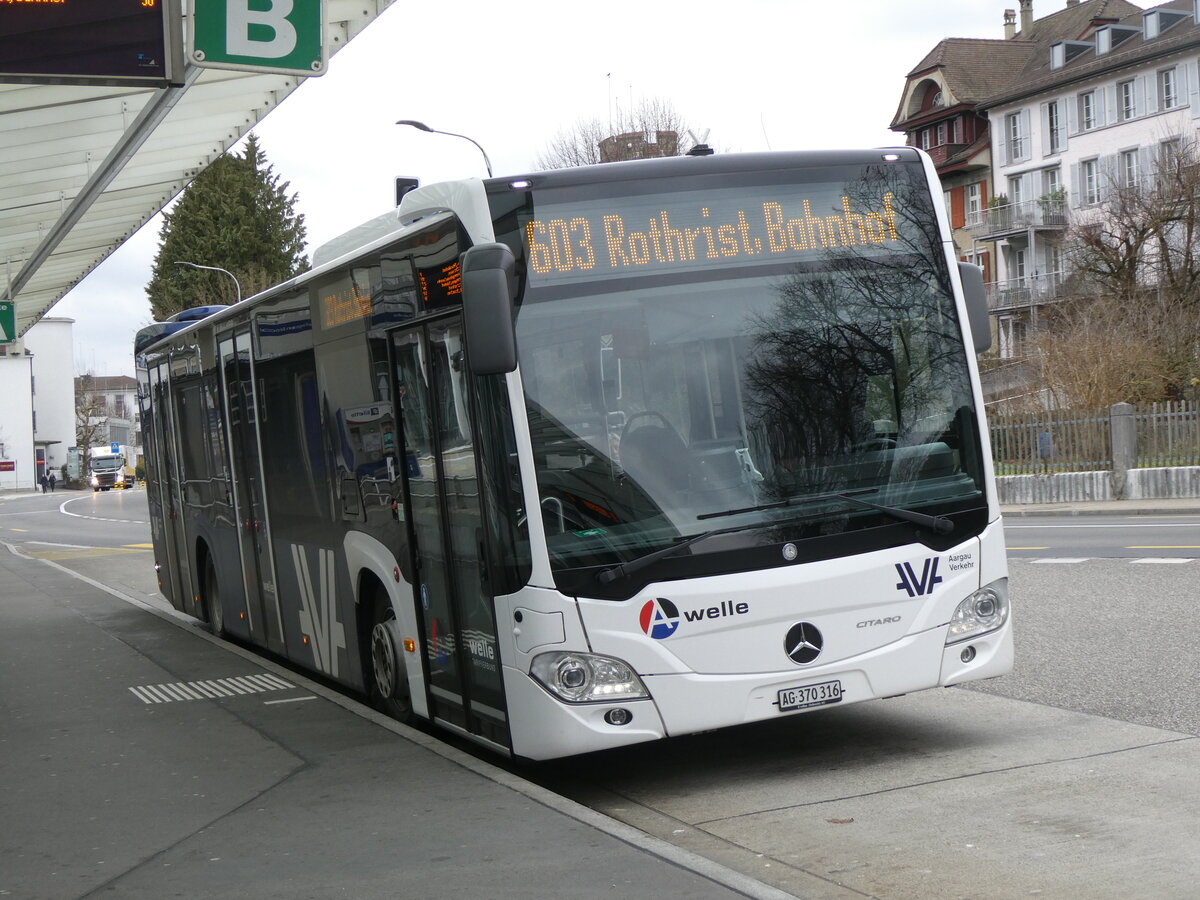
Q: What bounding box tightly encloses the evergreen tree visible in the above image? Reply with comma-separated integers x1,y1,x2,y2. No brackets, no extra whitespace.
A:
146,134,309,319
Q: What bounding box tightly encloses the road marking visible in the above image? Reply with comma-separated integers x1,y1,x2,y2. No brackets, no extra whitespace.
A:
59,496,149,525
1028,558,1091,564
129,673,296,704
1006,522,1200,528
264,695,318,705
1130,558,1194,564
27,546,150,561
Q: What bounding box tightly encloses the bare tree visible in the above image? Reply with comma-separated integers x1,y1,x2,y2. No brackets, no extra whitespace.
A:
535,97,696,169
1034,140,1200,405
75,374,110,476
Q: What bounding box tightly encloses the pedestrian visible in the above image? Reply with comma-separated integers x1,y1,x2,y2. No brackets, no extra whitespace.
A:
39,474,48,493
48,472,56,492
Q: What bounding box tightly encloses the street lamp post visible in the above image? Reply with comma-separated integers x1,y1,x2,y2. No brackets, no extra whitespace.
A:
396,120,493,178
173,261,242,303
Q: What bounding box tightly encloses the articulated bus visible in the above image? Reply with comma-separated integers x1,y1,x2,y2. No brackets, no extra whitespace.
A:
136,148,1011,760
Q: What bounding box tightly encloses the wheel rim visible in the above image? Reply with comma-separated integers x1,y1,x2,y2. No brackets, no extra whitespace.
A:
371,619,398,700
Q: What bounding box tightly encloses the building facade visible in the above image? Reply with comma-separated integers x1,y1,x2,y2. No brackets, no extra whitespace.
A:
892,0,1172,365
979,0,1200,357
0,317,76,490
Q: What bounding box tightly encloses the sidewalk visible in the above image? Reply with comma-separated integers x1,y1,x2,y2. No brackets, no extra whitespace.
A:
1000,495,1200,517
0,541,786,900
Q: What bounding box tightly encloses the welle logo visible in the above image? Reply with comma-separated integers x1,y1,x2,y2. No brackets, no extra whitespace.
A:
895,557,942,597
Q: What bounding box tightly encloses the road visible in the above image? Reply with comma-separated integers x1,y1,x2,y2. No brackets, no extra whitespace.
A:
5,489,1200,898
1005,511,1200,558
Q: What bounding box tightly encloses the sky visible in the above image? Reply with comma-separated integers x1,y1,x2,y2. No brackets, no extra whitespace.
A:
52,0,1112,376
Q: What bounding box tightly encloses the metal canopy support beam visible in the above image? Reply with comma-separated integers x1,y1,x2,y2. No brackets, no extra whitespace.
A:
3,66,202,319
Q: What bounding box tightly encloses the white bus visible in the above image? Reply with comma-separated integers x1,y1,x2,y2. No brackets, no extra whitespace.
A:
136,148,1011,760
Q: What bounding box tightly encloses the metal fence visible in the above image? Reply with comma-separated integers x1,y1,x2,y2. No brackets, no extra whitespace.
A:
989,407,1111,475
987,401,1200,474
1135,400,1200,467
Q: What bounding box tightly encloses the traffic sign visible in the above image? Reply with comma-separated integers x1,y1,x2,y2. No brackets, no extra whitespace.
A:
0,301,14,344
190,0,326,77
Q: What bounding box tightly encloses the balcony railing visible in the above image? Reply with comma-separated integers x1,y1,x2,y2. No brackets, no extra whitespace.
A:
986,270,1071,310
968,198,1069,238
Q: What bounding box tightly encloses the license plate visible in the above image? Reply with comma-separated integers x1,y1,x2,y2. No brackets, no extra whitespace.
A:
777,679,843,712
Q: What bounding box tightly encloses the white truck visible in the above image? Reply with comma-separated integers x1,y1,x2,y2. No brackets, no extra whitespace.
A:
89,444,135,491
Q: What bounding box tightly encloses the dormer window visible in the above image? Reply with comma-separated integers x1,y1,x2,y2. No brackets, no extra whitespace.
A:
1051,40,1092,70
1095,24,1141,54
1144,9,1189,40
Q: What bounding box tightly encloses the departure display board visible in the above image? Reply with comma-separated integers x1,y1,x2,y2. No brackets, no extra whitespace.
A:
523,181,914,288
0,0,175,85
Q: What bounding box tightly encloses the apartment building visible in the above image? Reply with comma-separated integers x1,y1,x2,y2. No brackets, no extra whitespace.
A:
891,0,1200,363
979,0,1200,358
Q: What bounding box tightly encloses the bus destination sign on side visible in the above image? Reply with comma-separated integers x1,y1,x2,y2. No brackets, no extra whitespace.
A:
524,189,904,286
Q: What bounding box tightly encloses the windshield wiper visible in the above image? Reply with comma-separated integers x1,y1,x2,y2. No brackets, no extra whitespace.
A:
595,490,954,587
594,524,740,586
699,488,954,535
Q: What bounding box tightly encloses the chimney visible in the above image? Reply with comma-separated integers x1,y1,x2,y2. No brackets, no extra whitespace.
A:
1019,0,1034,35
1004,9,1017,39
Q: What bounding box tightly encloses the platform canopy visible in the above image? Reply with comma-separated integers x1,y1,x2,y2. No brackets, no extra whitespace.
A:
1,0,393,340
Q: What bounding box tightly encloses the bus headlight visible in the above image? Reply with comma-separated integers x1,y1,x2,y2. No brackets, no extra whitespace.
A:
946,579,1009,645
90,475,99,487
530,651,649,703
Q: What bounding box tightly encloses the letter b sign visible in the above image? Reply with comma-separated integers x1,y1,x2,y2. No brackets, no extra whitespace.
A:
191,0,326,76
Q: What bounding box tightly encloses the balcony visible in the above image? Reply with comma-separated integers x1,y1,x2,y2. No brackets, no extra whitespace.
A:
986,271,1072,312
968,197,1068,240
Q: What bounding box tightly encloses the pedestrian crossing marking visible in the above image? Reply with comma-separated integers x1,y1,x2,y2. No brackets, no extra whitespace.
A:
129,673,295,704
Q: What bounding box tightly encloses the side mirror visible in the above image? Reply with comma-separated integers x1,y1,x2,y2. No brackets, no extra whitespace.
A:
957,262,991,354
461,242,518,375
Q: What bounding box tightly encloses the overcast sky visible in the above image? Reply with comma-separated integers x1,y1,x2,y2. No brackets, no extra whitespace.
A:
54,0,1121,376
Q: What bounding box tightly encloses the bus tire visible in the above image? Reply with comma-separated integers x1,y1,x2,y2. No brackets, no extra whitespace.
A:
367,587,412,722
201,553,225,637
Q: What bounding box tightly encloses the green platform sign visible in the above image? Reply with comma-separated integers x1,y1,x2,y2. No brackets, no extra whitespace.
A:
190,0,326,77
0,301,14,344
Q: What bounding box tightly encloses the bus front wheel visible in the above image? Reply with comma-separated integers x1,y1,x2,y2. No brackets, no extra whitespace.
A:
368,590,412,722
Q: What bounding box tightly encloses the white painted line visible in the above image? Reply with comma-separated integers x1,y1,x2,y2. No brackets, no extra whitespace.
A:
263,696,318,705
1029,558,1091,564
1130,558,1194,564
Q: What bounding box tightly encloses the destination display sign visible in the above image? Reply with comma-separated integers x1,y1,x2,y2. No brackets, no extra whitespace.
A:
523,182,913,287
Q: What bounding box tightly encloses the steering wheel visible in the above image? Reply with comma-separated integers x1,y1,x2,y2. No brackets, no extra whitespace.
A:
620,410,685,447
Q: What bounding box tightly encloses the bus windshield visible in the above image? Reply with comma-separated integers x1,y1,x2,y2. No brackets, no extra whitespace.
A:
507,158,985,588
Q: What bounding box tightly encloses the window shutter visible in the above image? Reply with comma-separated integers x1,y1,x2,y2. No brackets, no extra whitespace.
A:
1070,163,1081,206
1040,102,1052,156
1144,74,1158,114
1020,109,1031,160
1190,62,1200,118
1104,84,1118,126
1067,95,1078,134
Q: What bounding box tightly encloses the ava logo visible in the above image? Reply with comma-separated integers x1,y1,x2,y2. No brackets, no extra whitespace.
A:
895,557,943,597
639,598,681,640
290,543,347,677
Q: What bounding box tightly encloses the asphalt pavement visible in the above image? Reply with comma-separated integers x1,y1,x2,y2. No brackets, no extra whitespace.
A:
3,488,1200,899
0,533,787,900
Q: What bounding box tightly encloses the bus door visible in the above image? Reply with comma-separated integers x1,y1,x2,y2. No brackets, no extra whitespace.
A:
391,318,508,748
146,360,189,612
217,327,285,652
